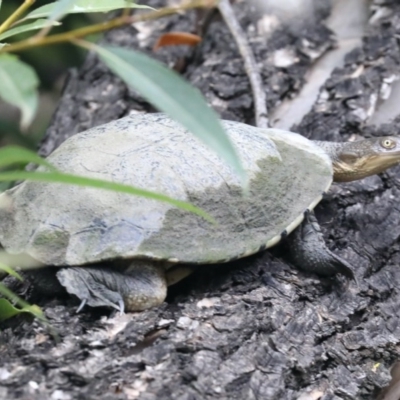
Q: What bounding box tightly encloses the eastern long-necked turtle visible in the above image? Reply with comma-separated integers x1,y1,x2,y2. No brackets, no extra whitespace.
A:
1,113,399,312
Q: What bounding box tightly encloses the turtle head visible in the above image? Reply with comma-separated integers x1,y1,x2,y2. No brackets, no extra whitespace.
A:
333,136,400,182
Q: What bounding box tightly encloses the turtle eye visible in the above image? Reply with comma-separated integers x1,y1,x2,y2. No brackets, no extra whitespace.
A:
381,138,396,149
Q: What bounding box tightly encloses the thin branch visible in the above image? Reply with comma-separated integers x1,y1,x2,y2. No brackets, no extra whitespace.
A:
218,0,269,128
0,0,217,54
0,0,36,36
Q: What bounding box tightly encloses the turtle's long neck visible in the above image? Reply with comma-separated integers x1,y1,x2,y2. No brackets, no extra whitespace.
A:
313,138,400,182
313,141,343,165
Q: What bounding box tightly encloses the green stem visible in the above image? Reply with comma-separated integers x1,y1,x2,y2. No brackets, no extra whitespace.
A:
0,0,36,35
0,0,217,54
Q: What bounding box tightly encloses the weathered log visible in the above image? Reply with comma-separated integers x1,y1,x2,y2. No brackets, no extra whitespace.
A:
2,1,400,399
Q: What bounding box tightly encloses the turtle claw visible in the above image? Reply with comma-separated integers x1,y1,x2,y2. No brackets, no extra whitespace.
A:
287,212,356,279
57,267,126,311
76,298,87,313
118,299,125,315
75,295,123,315
56,263,167,312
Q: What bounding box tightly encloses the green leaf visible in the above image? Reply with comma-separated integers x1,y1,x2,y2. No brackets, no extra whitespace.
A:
0,299,25,320
0,146,214,221
94,45,247,185
0,19,61,42
0,170,214,223
0,146,56,170
25,0,153,20
0,263,23,280
0,283,44,321
46,0,79,26
0,55,38,129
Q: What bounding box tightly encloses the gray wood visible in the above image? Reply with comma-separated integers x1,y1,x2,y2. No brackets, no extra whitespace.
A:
1,1,400,399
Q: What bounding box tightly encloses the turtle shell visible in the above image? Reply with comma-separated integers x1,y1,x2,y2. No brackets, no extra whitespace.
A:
0,114,332,266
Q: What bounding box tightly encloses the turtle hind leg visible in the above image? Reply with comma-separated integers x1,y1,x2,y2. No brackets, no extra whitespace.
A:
57,260,167,313
286,212,355,279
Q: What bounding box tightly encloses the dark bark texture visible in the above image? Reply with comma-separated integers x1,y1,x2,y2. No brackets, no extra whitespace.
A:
2,1,400,399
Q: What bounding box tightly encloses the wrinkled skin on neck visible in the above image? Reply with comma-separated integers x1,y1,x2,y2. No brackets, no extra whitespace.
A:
314,137,400,182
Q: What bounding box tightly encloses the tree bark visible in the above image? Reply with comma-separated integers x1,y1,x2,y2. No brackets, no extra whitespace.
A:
2,1,400,399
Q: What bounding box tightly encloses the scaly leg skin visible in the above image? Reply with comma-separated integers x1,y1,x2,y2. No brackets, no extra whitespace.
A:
56,260,167,313
286,212,355,279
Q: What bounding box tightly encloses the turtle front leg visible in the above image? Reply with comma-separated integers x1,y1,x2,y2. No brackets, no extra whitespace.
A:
286,212,355,279
57,260,167,313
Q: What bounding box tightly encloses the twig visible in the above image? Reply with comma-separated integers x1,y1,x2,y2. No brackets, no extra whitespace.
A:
0,0,36,36
218,0,269,128
0,0,217,54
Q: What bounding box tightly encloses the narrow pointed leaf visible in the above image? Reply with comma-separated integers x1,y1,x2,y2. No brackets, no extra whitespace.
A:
0,170,214,222
25,0,153,20
0,298,25,320
94,44,246,185
46,0,77,24
0,283,44,321
0,146,56,170
0,19,61,41
0,263,23,280
0,55,38,129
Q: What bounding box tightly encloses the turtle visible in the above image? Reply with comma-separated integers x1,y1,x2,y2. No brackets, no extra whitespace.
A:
0,113,399,313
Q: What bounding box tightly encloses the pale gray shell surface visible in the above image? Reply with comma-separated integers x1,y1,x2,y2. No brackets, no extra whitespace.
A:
0,114,333,266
